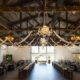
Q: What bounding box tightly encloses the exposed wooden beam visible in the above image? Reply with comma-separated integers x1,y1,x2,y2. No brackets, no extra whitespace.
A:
4,0,80,7
27,13,40,25
0,27,80,32
0,6,80,12
0,14,10,22
48,13,79,26
6,0,41,7
64,0,80,6
56,0,64,6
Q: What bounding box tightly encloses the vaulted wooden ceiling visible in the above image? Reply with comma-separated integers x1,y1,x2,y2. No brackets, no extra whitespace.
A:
0,11,80,45
0,0,80,46
0,0,80,11
0,0,80,6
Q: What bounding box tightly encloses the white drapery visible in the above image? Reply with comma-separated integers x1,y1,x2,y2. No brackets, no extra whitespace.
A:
15,31,32,45
28,38,35,46
50,38,58,45
53,31,73,45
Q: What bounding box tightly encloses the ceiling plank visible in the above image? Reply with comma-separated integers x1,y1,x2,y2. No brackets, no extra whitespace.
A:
0,14,11,22
8,14,38,26
6,0,38,7
27,13,40,25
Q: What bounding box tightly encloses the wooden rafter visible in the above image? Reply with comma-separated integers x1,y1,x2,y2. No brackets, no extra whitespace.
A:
1,0,80,7
27,13,40,25
0,6,80,12
0,27,80,32
6,0,41,7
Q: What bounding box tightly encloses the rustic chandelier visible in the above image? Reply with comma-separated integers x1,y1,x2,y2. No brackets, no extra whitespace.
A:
40,38,47,46
38,0,52,37
71,35,80,41
38,11,53,36
38,25,52,36
5,35,14,42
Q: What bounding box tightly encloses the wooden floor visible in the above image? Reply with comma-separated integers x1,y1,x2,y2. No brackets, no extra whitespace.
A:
0,63,80,80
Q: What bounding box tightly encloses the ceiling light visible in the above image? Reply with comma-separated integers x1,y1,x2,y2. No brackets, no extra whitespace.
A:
38,25,52,36
72,11,76,14
71,35,80,41
5,35,14,42
40,38,47,46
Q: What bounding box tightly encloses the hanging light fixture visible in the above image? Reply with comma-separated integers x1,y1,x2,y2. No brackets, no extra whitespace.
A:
38,0,53,37
71,35,80,41
38,25,52,36
72,11,76,15
40,38,47,46
5,35,14,42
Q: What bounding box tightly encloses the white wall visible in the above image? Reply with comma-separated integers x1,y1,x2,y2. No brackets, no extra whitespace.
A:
0,45,31,62
0,47,2,63
54,46,72,61
7,46,31,61
0,45,7,63
54,45,80,62
0,45,80,63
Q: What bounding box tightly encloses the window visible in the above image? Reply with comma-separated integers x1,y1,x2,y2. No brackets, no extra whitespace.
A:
32,46,38,53
31,46,54,54
39,46,46,53
47,46,54,53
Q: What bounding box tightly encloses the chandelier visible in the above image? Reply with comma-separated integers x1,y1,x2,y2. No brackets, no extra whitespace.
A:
38,25,52,36
38,0,53,37
5,35,14,42
71,35,80,41
40,38,47,46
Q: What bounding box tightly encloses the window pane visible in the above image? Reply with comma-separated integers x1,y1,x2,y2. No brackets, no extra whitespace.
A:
47,46,54,53
39,46,46,53
32,46,38,53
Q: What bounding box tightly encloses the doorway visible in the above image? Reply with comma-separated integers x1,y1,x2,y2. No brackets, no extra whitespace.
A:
31,46,55,63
